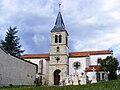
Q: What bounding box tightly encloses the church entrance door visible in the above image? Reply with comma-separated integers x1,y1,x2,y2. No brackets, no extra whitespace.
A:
54,69,61,85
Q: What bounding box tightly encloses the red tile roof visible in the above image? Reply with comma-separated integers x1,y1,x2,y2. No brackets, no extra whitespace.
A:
69,52,89,57
20,50,111,59
69,50,111,57
20,54,49,59
85,65,103,72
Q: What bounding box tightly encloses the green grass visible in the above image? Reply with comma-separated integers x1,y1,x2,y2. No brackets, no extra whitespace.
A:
0,79,120,90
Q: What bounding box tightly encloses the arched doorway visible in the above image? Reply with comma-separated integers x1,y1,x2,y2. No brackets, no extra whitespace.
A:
54,69,61,85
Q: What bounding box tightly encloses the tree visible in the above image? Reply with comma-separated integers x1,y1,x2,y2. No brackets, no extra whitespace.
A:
117,66,120,79
0,26,24,56
100,56,119,80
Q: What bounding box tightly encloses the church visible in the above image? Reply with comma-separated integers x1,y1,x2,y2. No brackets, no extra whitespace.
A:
21,11,112,85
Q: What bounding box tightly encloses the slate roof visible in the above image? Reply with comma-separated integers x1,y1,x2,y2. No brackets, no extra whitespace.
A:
51,11,68,34
20,50,111,59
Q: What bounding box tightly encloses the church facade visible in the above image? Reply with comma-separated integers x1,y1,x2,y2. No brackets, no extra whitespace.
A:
21,11,112,85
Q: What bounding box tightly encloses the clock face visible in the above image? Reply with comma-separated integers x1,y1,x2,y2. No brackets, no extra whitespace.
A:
73,62,81,70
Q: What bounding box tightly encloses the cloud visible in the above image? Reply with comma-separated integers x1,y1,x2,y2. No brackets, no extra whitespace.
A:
109,11,120,20
0,0,120,62
101,0,120,11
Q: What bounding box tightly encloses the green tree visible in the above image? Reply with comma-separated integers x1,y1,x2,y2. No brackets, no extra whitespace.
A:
0,26,24,56
100,56,119,80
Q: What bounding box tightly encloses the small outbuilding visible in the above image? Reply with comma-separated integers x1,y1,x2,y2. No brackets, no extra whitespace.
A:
0,46,38,86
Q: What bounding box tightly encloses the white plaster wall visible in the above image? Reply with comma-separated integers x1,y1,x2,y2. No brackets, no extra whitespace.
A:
69,57,86,80
0,48,37,86
89,54,111,65
25,58,47,76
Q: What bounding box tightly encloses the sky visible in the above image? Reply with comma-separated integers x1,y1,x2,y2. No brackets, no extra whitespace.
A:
0,0,120,62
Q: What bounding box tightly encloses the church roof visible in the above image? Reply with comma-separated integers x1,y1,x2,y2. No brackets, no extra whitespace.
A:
85,65,103,72
69,50,112,57
20,53,50,59
20,50,111,59
51,11,68,34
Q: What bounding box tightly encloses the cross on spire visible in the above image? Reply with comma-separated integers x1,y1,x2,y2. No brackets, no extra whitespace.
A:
59,3,61,12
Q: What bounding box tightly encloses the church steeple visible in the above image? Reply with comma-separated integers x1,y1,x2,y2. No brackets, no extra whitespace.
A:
49,5,69,85
51,11,67,33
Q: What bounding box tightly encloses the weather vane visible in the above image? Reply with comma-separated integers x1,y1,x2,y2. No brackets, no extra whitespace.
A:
59,3,61,12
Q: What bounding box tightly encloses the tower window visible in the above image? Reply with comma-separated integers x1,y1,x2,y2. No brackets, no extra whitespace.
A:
57,47,60,52
55,35,58,43
59,35,62,43
55,34,62,43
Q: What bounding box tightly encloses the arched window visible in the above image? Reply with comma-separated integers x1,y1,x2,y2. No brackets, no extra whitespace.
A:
59,35,62,43
55,35,58,43
57,47,60,52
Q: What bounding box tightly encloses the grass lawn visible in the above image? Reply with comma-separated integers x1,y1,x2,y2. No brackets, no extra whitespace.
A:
0,79,120,90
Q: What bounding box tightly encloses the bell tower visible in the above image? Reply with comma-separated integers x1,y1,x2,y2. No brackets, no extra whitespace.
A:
48,9,69,85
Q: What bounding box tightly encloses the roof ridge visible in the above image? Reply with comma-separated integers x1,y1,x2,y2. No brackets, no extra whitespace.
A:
69,50,110,53
20,50,111,59
0,46,9,54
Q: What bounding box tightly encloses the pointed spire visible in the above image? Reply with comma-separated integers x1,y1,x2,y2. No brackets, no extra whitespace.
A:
51,4,66,32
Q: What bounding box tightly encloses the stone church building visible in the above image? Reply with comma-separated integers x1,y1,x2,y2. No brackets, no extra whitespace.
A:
21,11,112,85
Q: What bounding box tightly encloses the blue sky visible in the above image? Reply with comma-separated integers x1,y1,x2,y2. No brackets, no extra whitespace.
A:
0,0,120,62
